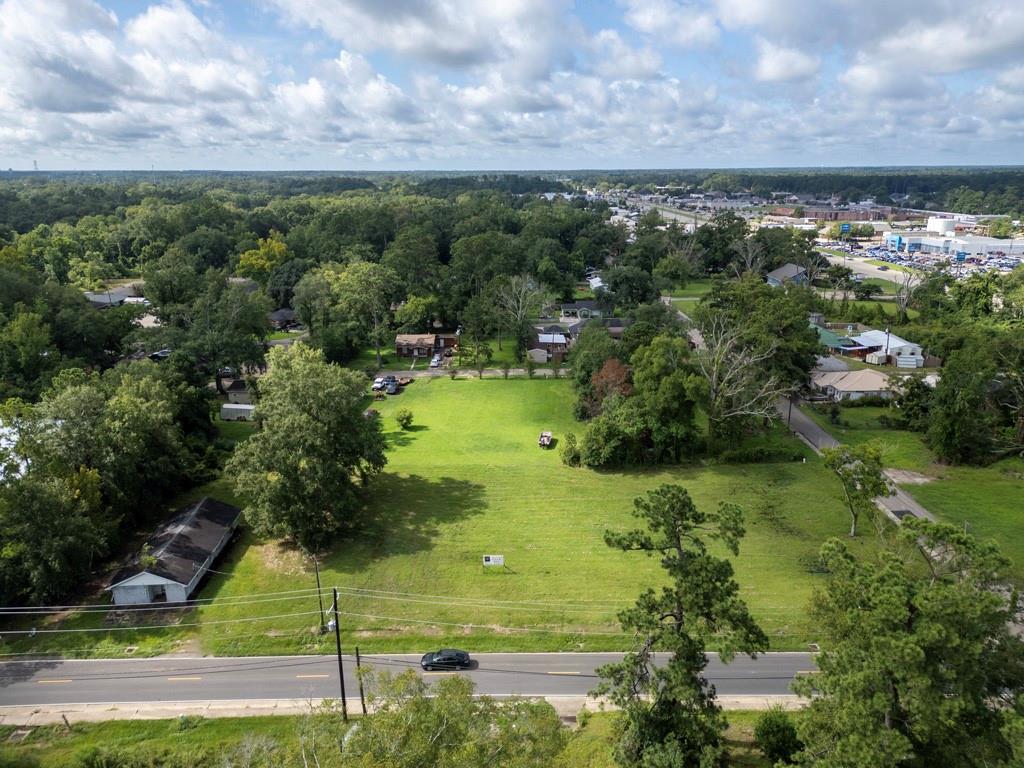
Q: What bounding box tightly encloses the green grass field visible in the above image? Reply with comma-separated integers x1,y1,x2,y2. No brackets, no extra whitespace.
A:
7,379,871,658
909,458,1024,583
799,405,1024,582
190,379,864,655
801,405,936,474
664,278,716,300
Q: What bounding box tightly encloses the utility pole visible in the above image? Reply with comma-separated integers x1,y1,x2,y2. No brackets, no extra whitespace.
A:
332,588,348,722
355,646,367,715
313,552,325,632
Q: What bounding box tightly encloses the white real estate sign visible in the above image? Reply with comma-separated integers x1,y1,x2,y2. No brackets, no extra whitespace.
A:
482,554,505,567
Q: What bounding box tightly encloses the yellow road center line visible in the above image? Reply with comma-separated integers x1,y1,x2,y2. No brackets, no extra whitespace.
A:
37,679,73,684
166,676,203,681
546,671,581,676
295,674,330,679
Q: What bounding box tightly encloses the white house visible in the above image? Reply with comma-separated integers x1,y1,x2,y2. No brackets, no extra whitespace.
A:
107,498,241,605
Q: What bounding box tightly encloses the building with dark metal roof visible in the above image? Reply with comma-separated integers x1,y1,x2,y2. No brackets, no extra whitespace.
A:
106,498,242,605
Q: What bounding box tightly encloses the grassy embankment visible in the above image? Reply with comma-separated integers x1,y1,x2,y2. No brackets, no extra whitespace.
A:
0,711,775,768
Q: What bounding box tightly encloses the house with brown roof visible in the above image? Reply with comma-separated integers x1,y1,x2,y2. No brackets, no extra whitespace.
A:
395,333,438,357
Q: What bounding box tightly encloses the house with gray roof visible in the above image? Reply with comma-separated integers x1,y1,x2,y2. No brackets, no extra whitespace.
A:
106,497,241,605
765,263,809,287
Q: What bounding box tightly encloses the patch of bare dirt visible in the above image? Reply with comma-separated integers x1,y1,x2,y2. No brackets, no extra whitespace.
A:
256,541,308,576
885,469,936,485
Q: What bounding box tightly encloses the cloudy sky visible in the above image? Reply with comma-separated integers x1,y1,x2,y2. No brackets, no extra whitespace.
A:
1,0,1023,170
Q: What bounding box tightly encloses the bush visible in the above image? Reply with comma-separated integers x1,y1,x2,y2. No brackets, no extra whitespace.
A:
754,707,802,764
718,446,805,464
560,432,581,467
525,359,536,378
501,361,511,379
395,408,414,430
838,394,890,408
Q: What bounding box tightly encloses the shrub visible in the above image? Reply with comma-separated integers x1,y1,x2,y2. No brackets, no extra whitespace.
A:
525,359,536,378
395,408,414,430
754,707,802,764
501,361,511,379
560,432,581,467
718,446,804,464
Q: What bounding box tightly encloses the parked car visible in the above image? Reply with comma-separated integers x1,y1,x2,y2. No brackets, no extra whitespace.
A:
420,649,472,671
386,381,399,395
372,377,385,391
429,354,441,368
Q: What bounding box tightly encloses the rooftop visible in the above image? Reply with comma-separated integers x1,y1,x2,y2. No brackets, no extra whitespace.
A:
108,497,241,589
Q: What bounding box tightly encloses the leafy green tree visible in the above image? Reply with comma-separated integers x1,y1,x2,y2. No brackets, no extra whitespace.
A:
237,232,290,284
927,347,997,464
345,671,566,768
889,377,933,432
630,335,701,462
0,467,108,603
794,519,1024,768
394,294,440,333
755,708,802,765
595,485,768,767
267,258,313,309
332,261,400,368
228,344,386,548
822,443,891,538
602,265,657,309
381,226,443,295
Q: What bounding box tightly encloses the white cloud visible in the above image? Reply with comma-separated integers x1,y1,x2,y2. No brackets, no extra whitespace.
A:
1,0,1023,168
266,0,572,81
620,0,720,47
754,38,819,82
589,29,662,80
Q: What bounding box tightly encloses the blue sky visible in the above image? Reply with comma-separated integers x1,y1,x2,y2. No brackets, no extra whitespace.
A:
0,0,1022,170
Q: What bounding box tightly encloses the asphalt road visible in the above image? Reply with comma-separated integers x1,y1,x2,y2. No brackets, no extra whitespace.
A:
0,652,815,706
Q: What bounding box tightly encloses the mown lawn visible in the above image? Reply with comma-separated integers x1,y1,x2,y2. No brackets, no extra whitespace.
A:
192,379,862,655
9,380,873,658
910,458,1024,583
799,406,1024,582
800,405,936,474
664,278,716,300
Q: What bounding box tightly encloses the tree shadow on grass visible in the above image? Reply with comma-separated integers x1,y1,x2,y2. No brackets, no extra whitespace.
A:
329,473,487,574
386,425,428,449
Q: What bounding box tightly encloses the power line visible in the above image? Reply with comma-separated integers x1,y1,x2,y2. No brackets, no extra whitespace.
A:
0,587,324,614
0,610,324,635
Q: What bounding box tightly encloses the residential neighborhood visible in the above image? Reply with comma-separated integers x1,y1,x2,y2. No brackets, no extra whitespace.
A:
1,2,1023,766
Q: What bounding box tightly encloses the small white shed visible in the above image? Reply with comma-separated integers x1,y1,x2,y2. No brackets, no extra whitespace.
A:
527,348,548,364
